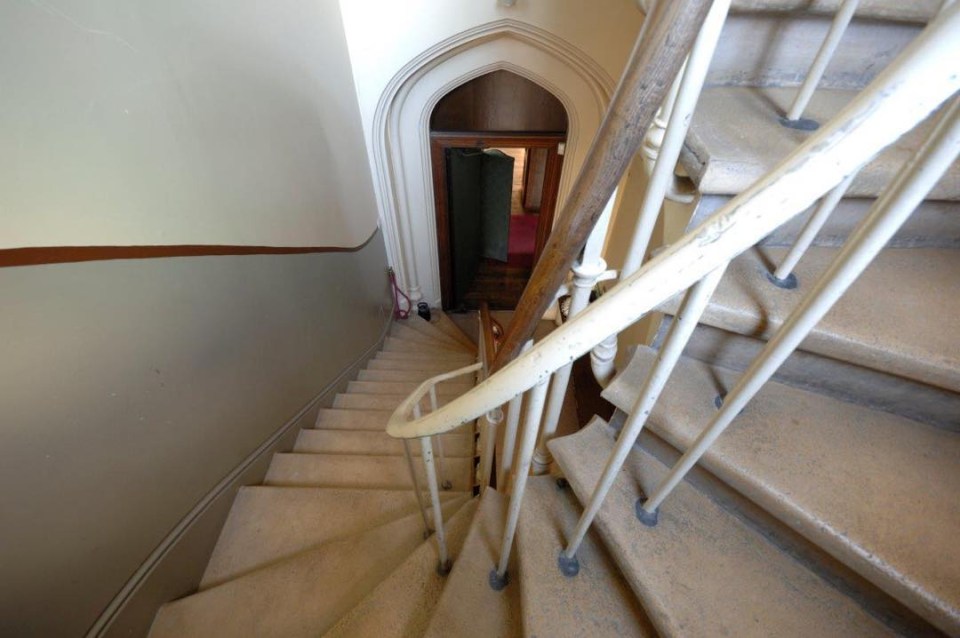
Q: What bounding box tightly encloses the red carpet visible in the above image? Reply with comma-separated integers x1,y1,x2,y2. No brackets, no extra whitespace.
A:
507,214,538,268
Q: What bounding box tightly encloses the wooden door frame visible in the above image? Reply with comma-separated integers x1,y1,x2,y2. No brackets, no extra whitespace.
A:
429,131,566,308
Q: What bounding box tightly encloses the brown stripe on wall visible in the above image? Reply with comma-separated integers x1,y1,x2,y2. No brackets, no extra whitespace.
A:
0,231,379,268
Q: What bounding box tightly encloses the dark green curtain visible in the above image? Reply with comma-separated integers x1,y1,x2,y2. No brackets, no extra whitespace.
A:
446,148,515,307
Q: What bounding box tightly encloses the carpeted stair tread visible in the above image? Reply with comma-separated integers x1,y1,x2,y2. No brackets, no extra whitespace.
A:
383,336,467,355
366,358,473,373
398,314,474,351
264,453,474,492
430,311,479,353
605,347,960,634
658,246,960,395
728,0,937,22
517,476,655,637
389,321,473,353
148,502,469,638
358,369,472,383
295,429,474,457
333,392,455,411
375,350,476,364
680,87,960,199
324,498,479,638
549,418,898,638
424,489,520,637
201,489,465,589
347,380,473,396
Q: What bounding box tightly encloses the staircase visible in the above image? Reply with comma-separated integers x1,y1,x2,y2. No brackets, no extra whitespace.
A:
145,3,960,637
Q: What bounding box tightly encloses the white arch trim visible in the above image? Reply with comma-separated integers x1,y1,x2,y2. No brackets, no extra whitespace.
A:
371,19,615,306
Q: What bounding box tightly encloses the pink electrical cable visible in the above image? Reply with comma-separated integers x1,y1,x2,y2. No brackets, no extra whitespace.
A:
388,268,412,320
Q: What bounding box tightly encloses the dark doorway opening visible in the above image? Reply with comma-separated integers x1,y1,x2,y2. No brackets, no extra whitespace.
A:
429,71,568,310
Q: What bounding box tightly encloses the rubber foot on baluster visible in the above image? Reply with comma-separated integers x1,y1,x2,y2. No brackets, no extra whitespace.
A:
489,569,509,591
556,477,569,490
557,551,580,577
635,498,660,527
778,116,820,131
714,394,746,416
765,271,798,290
437,559,453,576
441,480,453,491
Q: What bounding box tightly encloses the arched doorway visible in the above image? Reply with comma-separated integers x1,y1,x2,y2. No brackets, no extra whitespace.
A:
429,70,568,310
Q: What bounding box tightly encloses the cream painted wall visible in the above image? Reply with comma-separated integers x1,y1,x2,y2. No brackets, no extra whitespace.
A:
0,234,391,637
337,0,645,305
0,0,378,249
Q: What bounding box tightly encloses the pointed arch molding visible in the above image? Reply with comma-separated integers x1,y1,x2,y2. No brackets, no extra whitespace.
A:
371,19,615,305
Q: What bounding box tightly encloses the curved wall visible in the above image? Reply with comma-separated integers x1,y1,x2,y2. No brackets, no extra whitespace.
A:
0,231,392,637
0,0,378,249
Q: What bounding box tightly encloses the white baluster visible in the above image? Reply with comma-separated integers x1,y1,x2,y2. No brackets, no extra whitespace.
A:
641,98,960,520
622,0,732,278
770,170,858,287
420,435,452,575
497,340,533,489
782,0,861,128
559,265,726,574
490,374,551,590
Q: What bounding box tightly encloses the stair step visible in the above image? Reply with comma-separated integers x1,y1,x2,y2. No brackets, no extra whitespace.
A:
346,380,473,396
295,429,474,457
549,418,898,638
324,498,479,638
201,488,466,589
390,321,472,352
334,392,456,411
692,194,960,249
358,369,470,383
265,453,474,492
383,336,465,355
147,504,465,638
708,12,920,89
517,476,655,638
424,489,520,637
400,314,474,351
430,311,478,353
680,87,960,199
366,359,472,373
315,408,390,431
375,349,475,363
658,246,960,404
604,347,960,635
729,0,938,22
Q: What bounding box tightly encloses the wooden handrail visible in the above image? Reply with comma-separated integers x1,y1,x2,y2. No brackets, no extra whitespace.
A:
479,302,498,377
491,0,712,372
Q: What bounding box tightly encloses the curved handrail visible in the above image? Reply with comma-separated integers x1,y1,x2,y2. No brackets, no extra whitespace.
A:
387,363,482,434
387,4,960,441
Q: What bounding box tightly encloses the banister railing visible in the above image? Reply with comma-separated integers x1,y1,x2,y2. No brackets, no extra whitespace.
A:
393,361,481,575
490,0,714,371
389,0,960,587
389,5,960,440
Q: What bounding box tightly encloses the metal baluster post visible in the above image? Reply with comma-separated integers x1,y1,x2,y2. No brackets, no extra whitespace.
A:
490,374,551,590
402,437,432,538
428,386,452,490
420,435,452,575
641,97,960,520
770,170,858,288
781,0,861,129
558,265,726,574
622,0,732,277
497,340,533,489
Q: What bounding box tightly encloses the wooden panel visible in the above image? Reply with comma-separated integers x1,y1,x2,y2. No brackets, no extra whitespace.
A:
523,148,548,211
431,70,568,133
